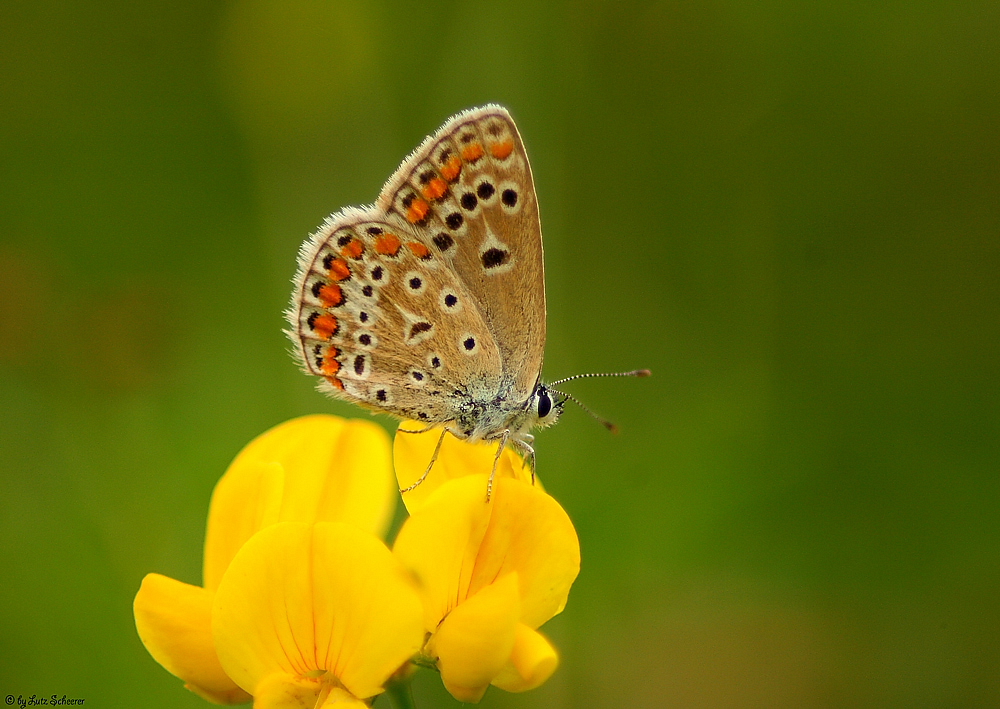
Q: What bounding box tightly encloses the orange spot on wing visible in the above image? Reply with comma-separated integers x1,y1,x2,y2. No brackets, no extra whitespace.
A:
318,283,343,308
462,143,484,162
374,233,402,256
321,347,341,376
490,139,514,160
422,177,448,201
407,242,431,260
328,258,351,282
312,314,339,340
326,376,344,390
406,198,431,223
440,156,462,181
340,239,364,259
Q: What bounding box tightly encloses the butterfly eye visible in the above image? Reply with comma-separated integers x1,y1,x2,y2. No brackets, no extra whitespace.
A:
537,390,552,419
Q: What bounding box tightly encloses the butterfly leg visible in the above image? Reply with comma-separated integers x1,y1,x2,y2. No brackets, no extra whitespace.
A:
399,427,448,494
511,437,537,485
486,430,511,503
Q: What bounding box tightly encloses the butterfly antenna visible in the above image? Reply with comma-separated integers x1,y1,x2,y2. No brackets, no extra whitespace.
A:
548,369,651,387
549,388,620,434
548,369,649,434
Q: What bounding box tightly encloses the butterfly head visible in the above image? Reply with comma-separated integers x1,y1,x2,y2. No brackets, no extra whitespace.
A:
529,382,565,430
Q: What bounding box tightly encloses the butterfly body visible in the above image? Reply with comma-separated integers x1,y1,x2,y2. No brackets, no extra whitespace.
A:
287,105,561,454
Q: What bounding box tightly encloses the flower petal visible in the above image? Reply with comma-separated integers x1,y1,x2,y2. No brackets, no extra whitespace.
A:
276,417,395,534
490,624,559,693
393,422,527,513
203,415,395,589
394,475,580,631
317,687,370,708
133,573,250,705
252,672,322,709
203,460,283,591
245,672,371,709
392,475,493,629
466,476,580,629
213,521,424,700
427,573,521,704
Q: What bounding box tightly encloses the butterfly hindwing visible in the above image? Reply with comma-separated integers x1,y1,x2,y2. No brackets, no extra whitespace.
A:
289,209,502,423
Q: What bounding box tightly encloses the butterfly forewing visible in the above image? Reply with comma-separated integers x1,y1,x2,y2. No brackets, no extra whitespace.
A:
378,106,546,401
289,105,545,431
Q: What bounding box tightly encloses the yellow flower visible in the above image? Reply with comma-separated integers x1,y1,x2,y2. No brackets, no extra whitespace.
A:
212,521,424,708
134,415,395,704
392,428,581,703
393,420,534,514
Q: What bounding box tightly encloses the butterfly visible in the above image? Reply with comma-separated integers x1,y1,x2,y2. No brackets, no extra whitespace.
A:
287,105,647,495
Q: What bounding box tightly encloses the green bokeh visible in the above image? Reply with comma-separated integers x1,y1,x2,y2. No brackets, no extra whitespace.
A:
1,1,997,707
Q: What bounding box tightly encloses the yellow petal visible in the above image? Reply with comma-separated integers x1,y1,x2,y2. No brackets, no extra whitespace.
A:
394,475,580,631
427,573,521,704
213,521,424,700
236,670,370,708
490,624,559,693
276,417,395,534
392,475,493,629
317,687,370,708
467,476,580,629
203,460,283,591
252,672,322,709
393,422,527,514
133,573,250,705
203,415,395,589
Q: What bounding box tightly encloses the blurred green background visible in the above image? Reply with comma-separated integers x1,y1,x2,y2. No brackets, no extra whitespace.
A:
2,1,998,706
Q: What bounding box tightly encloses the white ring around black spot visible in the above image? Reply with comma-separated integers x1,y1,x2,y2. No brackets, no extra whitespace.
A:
459,180,483,217
369,262,389,284
475,177,497,204
406,320,435,345
497,179,523,215
403,271,427,296
439,289,462,313
357,309,375,326
460,333,479,355
442,205,468,236
349,353,371,380
356,331,377,350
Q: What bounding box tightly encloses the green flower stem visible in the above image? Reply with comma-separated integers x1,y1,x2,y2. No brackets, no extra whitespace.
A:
385,678,416,709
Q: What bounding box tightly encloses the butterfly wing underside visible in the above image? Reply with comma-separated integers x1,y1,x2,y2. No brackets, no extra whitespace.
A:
379,106,547,398
288,105,546,424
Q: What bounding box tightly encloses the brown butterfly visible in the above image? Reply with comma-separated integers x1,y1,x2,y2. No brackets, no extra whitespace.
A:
287,105,648,495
